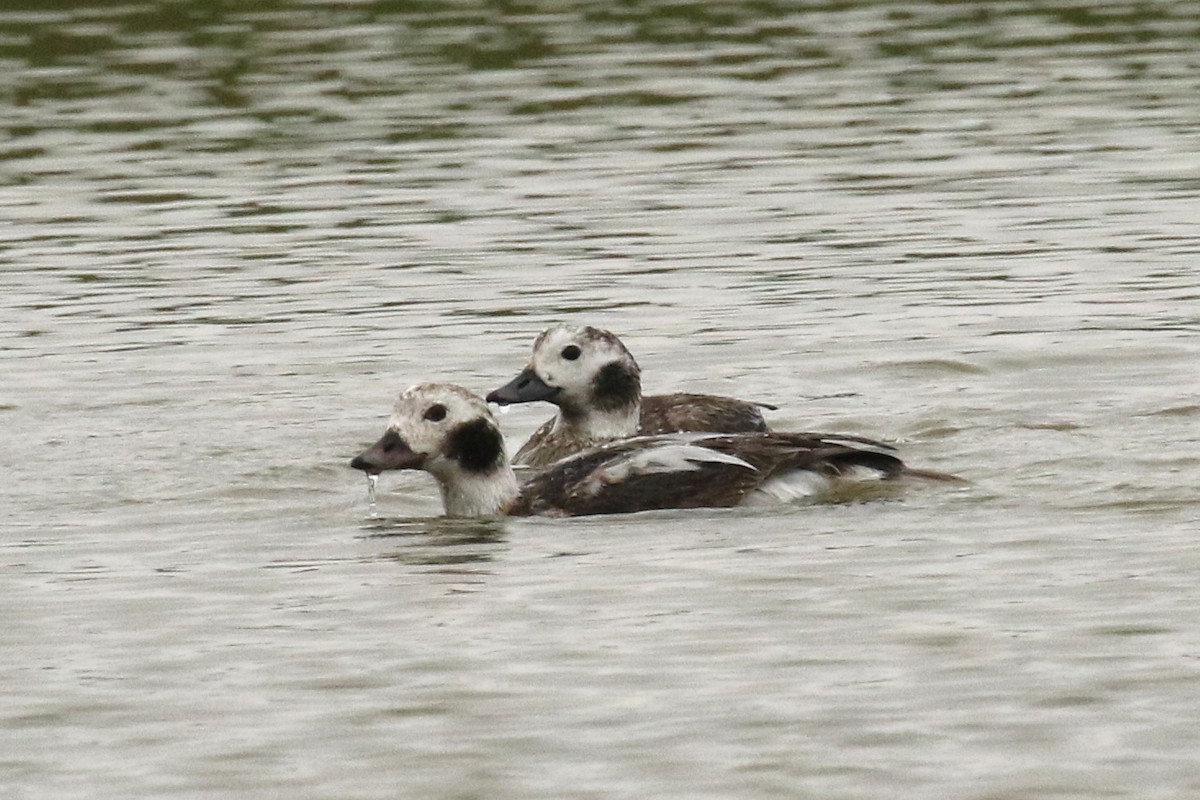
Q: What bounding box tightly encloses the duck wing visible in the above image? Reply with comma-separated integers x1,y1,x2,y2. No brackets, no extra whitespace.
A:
697,432,903,481
508,435,766,517
508,431,911,517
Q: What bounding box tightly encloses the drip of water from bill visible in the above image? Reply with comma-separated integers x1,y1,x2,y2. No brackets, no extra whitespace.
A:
366,473,378,514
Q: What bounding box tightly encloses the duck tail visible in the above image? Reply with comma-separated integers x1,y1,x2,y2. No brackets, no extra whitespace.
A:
901,466,969,484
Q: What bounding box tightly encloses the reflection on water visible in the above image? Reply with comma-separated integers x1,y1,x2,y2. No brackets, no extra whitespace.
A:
358,515,508,567
3,1,1200,798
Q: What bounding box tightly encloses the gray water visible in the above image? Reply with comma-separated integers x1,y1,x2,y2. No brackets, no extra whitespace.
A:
3,2,1199,797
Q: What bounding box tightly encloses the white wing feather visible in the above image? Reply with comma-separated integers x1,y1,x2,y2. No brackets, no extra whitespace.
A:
584,444,756,495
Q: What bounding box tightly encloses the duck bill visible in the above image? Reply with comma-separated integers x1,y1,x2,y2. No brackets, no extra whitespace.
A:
486,367,560,405
349,429,424,473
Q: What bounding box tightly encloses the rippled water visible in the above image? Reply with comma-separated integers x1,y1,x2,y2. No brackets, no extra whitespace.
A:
3,2,1199,798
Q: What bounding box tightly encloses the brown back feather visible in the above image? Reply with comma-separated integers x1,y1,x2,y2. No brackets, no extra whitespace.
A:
639,393,769,435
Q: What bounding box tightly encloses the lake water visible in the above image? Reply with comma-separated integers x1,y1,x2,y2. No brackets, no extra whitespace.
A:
3,1,1199,797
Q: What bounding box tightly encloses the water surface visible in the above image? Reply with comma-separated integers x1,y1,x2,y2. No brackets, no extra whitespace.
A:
3,2,1199,798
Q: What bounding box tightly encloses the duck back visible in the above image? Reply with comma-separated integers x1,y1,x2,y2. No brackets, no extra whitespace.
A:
639,393,770,435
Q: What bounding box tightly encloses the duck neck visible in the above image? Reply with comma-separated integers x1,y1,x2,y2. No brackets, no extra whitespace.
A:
554,399,641,444
437,464,520,517
434,418,520,517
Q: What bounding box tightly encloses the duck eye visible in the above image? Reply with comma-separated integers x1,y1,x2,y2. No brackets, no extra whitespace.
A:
561,345,581,361
423,403,447,422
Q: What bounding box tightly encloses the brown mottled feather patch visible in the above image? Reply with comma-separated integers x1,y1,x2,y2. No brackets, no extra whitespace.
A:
639,393,769,435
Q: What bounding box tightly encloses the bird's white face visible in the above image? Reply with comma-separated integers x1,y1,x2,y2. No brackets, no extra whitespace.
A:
384,383,500,476
351,383,519,517
528,325,639,408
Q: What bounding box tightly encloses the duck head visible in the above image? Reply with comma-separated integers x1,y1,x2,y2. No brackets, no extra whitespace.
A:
486,325,643,422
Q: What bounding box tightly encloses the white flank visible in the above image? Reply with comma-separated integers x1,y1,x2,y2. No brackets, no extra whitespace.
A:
743,463,889,506
742,471,833,505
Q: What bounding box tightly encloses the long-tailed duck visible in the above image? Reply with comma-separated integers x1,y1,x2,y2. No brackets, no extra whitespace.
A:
349,383,960,518
486,325,774,467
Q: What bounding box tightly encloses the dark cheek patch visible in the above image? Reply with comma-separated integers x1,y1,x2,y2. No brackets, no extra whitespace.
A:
445,419,505,473
591,362,641,411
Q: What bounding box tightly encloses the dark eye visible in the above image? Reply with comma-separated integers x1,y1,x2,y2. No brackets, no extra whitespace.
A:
423,403,447,422
561,345,581,361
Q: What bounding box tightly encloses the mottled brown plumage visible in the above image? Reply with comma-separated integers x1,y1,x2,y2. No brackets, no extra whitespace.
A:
639,393,771,435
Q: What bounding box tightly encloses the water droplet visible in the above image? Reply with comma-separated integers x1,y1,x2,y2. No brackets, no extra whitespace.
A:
495,404,510,415
366,473,378,513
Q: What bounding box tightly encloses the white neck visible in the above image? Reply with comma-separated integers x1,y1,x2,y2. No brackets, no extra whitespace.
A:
435,465,521,517
554,402,640,442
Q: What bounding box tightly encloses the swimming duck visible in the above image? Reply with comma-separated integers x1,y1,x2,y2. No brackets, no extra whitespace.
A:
486,325,774,467
349,383,957,518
